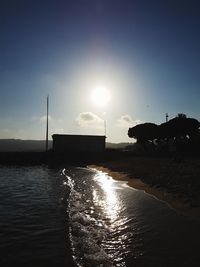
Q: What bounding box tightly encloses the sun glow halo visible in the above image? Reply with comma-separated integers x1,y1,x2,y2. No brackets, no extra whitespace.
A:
91,86,110,107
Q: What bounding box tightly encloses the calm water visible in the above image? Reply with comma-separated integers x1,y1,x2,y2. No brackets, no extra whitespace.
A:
0,166,200,267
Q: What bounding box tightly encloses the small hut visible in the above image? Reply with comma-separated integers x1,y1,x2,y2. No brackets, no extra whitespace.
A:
52,134,106,153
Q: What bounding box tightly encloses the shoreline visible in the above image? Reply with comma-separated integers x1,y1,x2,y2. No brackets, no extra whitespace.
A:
89,159,200,220
1,151,200,219
0,150,130,166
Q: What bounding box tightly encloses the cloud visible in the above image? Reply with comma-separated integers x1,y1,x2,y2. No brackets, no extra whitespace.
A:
0,128,27,139
0,128,11,138
77,112,104,128
39,115,53,123
38,115,63,126
51,128,64,134
117,114,142,128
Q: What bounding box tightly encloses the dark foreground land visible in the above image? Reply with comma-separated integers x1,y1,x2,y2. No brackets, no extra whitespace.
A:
0,151,200,216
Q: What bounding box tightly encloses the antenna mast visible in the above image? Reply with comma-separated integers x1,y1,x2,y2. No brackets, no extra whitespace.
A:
104,120,106,137
166,113,169,122
46,95,49,152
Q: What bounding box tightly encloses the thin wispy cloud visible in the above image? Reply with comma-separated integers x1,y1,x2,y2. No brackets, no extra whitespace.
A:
0,128,11,138
35,115,63,125
51,128,64,134
0,128,27,139
39,115,53,123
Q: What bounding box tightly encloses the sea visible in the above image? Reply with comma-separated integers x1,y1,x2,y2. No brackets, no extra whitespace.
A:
0,165,200,267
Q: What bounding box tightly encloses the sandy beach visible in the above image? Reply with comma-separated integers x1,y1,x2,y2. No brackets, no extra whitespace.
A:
89,157,200,219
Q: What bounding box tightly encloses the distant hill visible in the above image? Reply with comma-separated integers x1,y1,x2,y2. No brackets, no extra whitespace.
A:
106,142,134,150
0,139,52,152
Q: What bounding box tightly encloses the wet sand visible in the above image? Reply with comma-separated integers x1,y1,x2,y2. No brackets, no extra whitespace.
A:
89,157,200,219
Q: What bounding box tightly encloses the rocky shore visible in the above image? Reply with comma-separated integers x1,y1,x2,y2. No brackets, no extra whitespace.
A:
90,157,200,218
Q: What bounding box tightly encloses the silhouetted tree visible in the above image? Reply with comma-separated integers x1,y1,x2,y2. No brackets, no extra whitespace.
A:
158,117,200,139
177,113,187,119
128,115,200,156
128,123,159,143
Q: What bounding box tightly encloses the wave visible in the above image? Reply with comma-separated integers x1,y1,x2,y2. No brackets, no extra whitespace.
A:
62,168,114,267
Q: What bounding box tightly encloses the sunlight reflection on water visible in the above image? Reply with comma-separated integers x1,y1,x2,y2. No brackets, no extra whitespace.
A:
92,170,136,266
93,172,121,224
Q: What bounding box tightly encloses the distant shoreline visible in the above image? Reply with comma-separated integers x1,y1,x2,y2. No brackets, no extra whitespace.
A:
0,150,131,166
89,157,200,219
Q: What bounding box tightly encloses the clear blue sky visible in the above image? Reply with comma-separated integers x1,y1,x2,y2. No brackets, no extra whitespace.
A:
1,0,200,142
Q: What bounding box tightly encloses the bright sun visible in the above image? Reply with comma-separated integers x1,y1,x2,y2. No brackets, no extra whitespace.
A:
91,86,110,107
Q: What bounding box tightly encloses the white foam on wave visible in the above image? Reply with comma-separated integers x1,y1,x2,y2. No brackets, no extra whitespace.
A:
62,168,114,267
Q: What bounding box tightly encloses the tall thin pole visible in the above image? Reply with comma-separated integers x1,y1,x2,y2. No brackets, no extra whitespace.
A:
104,120,106,137
166,113,169,122
46,95,49,152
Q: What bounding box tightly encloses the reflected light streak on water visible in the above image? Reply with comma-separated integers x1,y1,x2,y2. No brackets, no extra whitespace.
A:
91,170,136,266
93,172,121,224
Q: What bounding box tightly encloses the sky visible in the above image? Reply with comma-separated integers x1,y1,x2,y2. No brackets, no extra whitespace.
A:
1,0,200,143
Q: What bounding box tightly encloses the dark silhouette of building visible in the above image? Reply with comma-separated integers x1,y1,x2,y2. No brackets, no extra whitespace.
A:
52,134,106,153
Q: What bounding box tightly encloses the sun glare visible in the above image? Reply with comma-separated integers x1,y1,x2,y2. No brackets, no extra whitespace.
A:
91,86,110,107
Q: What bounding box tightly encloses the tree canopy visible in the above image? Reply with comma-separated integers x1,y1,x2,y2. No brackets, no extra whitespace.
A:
128,123,158,143
128,115,200,144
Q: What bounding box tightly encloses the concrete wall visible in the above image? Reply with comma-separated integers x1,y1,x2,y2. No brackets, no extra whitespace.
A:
52,134,106,153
